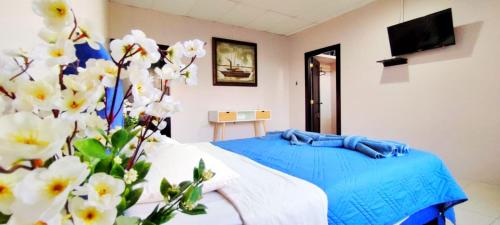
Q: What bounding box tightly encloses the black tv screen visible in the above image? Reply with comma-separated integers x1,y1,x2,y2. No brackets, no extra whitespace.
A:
387,8,455,56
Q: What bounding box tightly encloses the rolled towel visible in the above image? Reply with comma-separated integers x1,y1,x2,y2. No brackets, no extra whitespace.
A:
311,139,344,147
282,129,322,145
355,143,385,159
343,136,367,149
279,129,409,159
311,135,345,147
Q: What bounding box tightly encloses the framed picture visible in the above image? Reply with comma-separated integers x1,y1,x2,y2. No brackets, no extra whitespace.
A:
212,37,257,86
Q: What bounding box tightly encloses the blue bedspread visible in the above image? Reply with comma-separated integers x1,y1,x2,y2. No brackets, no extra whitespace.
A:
213,133,467,225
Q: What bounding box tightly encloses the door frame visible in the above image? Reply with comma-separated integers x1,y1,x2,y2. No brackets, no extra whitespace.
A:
304,44,341,135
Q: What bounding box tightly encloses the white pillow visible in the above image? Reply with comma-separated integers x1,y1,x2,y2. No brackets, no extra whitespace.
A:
139,142,239,203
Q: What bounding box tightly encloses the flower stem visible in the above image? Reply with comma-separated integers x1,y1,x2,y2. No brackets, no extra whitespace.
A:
126,116,153,170
68,10,78,40
107,44,139,133
58,65,67,90
0,160,37,174
113,85,132,120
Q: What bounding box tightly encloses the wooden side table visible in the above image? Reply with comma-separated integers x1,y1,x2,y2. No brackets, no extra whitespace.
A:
209,110,271,141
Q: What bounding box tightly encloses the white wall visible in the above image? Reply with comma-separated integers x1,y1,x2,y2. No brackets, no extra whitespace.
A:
289,0,500,184
0,0,108,50
108,3,291,143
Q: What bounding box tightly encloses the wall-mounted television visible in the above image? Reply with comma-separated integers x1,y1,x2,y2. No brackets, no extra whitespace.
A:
387,8,455,56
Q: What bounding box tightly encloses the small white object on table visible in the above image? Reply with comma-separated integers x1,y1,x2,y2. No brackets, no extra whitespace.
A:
208,110,271,141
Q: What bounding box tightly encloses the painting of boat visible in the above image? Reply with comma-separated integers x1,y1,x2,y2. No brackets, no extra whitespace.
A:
220,59,251,78
213,37,257,86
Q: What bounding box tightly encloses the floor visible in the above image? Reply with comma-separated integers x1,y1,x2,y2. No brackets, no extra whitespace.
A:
453,179,500,225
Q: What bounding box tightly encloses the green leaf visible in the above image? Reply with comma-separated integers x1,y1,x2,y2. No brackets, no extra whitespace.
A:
126,188,143,209
124,116,139,130
112,129,134,151
182,204,207,215
74,138,108,159
97,128,110,143
0,212,10,224
158,211,176,224
133,161,151,181
188,186,202,203
179,181,192,192
110,164,125,178
116,216,140,225
117,197,127,216
193,167,201,182
94,157,112,173
194,159,206,182
198,159,206,173
142,220,157,225
160,178,171,198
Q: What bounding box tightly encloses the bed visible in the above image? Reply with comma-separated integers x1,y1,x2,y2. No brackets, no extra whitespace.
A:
128,133,467,225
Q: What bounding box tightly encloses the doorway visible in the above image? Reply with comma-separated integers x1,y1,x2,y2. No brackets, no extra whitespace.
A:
304,44,341,134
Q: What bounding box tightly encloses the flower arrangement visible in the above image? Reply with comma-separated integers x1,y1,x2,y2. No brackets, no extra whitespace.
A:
0,0,212,224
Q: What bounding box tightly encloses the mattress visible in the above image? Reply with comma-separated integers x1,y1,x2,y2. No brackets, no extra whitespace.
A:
127,141,328,225
213,134,467,225
128,137,465,225
126,191,242,225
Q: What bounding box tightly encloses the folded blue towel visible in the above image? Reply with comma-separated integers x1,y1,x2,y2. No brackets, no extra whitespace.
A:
279,129,409,159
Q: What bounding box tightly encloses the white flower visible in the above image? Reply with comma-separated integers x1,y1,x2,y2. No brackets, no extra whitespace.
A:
32,0,74,31
76,173,125,210
79,112,107,139
64,68,104,94
113,156,122,165
165,42,185,63
75,20,104,50
121,136,139,157
154,62,182,80
0,54,23,87
128,104,146,118
109,35,136,63
183,64,198,86
33,38,77,66
59,89,93,119
145,96,180,118
127,66,160,106
157,120,167,130
183,39,206,58
0,170,27,215
124,169,138,185
11,157,89,224
7,213,62,225
128,30,160,68
86,59,123,88
0,112,72,167
13,79,61,111
69,197,116,225
38,28,69,44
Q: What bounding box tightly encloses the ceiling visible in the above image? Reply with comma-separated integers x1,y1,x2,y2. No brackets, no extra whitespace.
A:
110,0,375,36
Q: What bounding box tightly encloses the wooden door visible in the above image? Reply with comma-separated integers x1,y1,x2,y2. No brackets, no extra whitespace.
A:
308,57,321,132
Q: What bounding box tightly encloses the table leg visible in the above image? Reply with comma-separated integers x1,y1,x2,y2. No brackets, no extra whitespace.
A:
213,123,219,141
262,121,267,134
221,122,226,140
254,121,259,137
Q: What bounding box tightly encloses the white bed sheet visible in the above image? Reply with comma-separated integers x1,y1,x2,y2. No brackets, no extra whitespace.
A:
127,142,408,225
193,142,328,225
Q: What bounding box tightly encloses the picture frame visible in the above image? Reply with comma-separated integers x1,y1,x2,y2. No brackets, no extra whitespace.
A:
212,37,257,86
